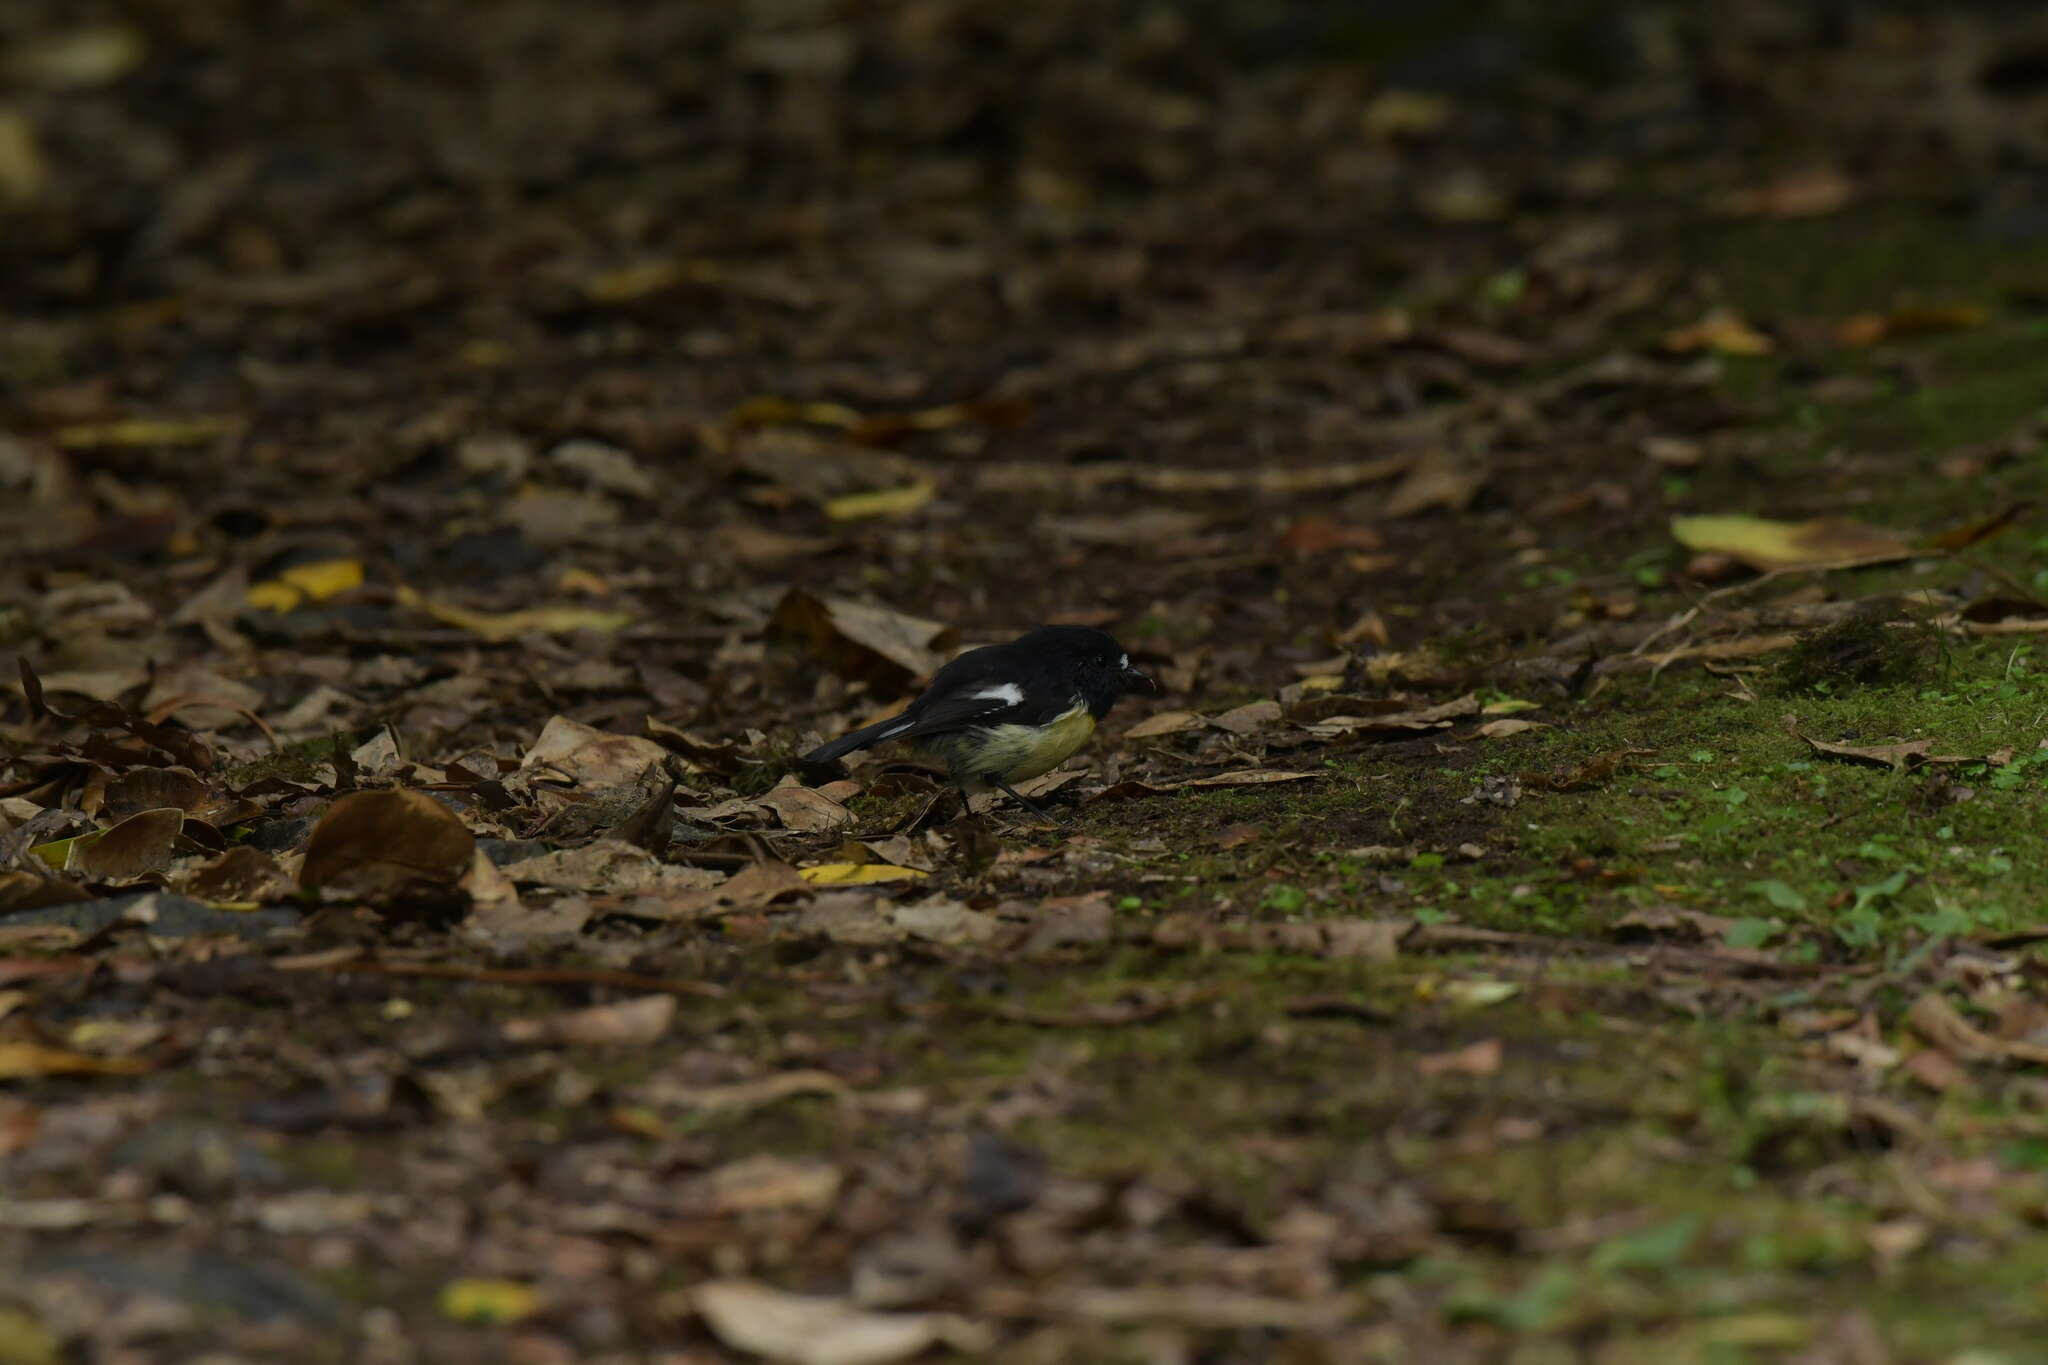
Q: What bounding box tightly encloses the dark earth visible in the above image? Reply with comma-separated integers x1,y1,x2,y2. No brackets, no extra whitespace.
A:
9,1,2048,1360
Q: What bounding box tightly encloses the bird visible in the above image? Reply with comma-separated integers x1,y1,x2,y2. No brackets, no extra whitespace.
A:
801,625,1152,820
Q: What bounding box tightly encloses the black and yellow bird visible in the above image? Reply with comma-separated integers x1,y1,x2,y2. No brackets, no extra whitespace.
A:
802,626,1152,819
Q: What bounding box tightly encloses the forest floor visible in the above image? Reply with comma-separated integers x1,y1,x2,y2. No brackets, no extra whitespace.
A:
8,2,2048,1361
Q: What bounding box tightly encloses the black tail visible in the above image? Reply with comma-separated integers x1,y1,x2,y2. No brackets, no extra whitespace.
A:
802,712,911,765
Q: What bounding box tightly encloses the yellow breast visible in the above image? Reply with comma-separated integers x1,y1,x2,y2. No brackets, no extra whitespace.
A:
965,702,1096,781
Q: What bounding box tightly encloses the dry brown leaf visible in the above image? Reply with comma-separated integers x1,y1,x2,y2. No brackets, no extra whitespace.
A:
1785,720,1975,771
1416,1037,1502,1077
693,1279,988,1365
67,807,183,882
1907,993,2048,1066
1663,309,1772,356
98,766,209,822
1296,693,1480,738
502,993,675,1047
615,859,810,922
1524,747,1654,793
299,788,476,899
640,1069,848,1115
1835,304,1987,348
500,841,721,896
1212,700,1283,735
1719,167,1855,218
1923,502,2032,553
769,589,958,688
759,779,856,834
688,1156,845,1216
183,845,293,903
1382,450,1484,518
1123,710,1207,740
718,523,839,564
521,715,671,788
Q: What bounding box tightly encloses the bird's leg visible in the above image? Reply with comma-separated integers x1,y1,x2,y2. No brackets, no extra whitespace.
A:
954,779,980,822
990,777,1061,824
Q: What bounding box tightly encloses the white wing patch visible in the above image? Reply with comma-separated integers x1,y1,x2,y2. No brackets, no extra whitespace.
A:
877,720,914,738
967,682,1024,706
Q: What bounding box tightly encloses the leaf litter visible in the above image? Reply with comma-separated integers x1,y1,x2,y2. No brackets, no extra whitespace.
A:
6,3,2048,1360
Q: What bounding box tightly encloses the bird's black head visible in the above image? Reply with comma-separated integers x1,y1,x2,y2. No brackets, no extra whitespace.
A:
1019,625,1154,718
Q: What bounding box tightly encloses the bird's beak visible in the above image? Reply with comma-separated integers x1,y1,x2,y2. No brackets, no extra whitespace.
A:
1121,664,1157,693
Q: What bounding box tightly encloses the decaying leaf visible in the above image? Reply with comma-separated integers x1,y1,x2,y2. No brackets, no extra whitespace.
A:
1663,309,1772,356
1123,710,1207,739
1523,748,1654,793
769,589,958,688
64,806,184,882
637,1069,849,1115
1091,769,1320,802
299,788,476,899
759,779,856,833
395,585,631,641
1670,514,1913,571
1719,167,1855,218
1382,450,1484,519
98,766,210,822
1293,693,1480,739
1415,1037,1502,1077
1785,718,1976,771
500,841,720,895
693,1280,990,1364
521,715,671,788
1907,993,2048,1066
502,993,676,1047
611,860,811,922
0,1041,152,1079
1835,304,1986,348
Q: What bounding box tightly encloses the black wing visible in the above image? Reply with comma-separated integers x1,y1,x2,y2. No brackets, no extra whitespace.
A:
802,642,1067,762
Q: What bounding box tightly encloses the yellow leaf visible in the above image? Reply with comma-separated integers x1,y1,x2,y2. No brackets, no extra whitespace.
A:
799,863,929,885
54,415,240,448
824,479,936,522
0,110,48,203
1663,309,1772,356
1699,1312,1812,1347
0,1305,59,1365
583,258,722,304
12,25,147,88
1671,514,1912,571
727,395,864,430
0,1042,150,1079
1480,698,1540,715
1362,88,1454,138
395,585,631,642
438,1278,540,1326
28,837,74,869
246,558,365,612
